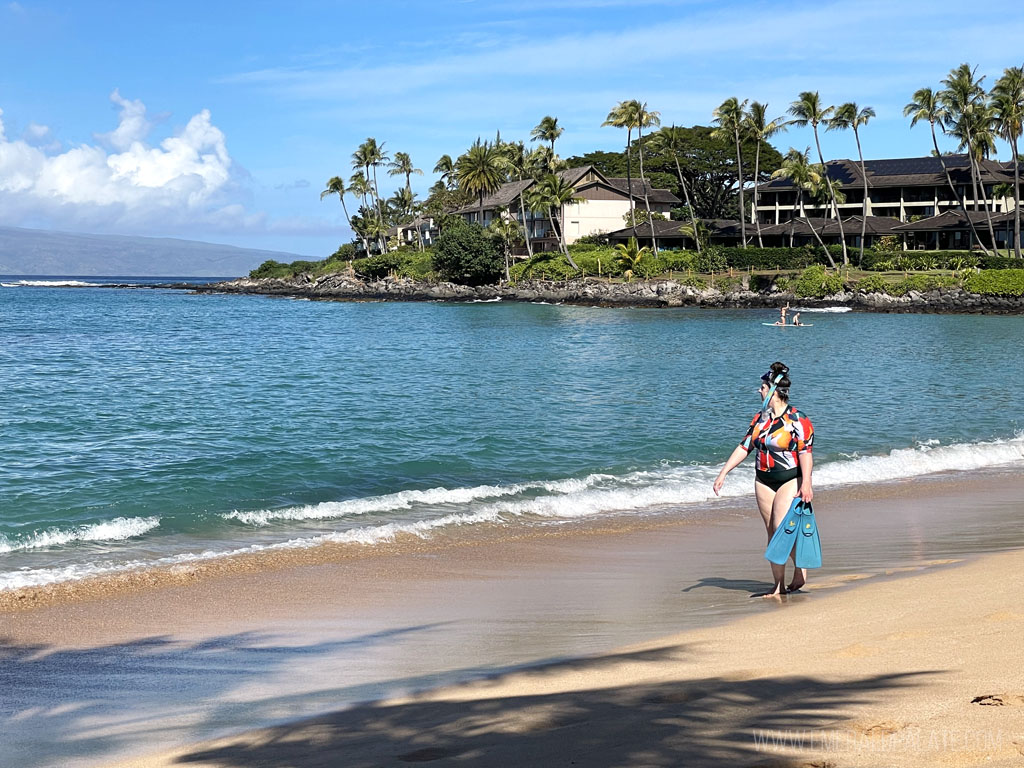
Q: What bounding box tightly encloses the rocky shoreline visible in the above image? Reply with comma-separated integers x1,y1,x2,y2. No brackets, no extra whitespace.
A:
195,274,1024,314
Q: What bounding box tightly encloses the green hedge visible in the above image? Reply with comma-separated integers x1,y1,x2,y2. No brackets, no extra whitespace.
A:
794,265,844,298
963,269,1024,296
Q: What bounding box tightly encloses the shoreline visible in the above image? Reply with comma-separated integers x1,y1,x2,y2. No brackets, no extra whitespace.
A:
3,469,1024,767
3,466,1023,616
195,274,1024,314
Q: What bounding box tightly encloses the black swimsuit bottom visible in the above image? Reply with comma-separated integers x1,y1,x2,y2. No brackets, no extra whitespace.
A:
756,467,801,492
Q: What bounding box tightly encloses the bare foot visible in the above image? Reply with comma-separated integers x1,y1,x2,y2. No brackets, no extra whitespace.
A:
752,588,787,599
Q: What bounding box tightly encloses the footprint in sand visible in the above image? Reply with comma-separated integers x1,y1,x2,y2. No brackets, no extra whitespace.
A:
834,642,880,659
984,610,1024,622
971,694,1024,706
852,720,908,736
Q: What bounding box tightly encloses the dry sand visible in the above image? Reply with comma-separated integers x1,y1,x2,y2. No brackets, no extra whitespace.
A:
104,548,1024,768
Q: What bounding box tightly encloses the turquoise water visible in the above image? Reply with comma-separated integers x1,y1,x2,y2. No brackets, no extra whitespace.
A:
2,280,1023,589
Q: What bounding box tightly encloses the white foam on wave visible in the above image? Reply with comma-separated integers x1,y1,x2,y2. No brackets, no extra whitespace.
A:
0,516,161,554
817,433,1024,486
790,306,852,313
1,279,104,287
0,510,499,591
222,475,611,526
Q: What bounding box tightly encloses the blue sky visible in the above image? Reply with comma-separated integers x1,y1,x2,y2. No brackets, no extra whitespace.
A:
1,0,1023,257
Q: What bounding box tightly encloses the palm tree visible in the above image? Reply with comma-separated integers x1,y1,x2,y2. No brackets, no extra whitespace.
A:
353,139,389,254
950,99,1000,250
434,154,456,188
603,101,639,237
456,138,507,227
649,125,703,253
772,148,834,266
388,152,425,250
677,220,710,252
388,152,423,192
904,86,989,255
612,237,651,282
320,175,368,259
940,64,1000,249
789,92,848,264
526,173,584,269
530,116,564,154
745,102,789,247
347,172,378,253
502,140,535,259
992,66,1024,258
828,103,875,264
632,101,662,254
712,97,750,248
488,207,524,281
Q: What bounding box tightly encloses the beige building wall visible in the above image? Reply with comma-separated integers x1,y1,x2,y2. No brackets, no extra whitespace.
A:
562,199,669,243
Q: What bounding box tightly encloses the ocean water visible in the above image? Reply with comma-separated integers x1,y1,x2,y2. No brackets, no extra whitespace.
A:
2,279,1023,590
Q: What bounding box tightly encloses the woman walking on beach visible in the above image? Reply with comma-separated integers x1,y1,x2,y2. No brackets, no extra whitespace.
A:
712,362,814,597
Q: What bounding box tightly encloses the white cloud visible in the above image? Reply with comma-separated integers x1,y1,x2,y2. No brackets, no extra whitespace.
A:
0,92,326,236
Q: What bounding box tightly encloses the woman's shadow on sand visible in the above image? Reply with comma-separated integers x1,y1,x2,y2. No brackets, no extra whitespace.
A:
681,577,775,594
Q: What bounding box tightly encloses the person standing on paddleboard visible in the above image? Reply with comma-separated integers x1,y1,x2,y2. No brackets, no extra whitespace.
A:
712,362,815,598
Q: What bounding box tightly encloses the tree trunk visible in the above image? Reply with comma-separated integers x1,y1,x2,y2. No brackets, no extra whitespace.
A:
1013,135,1022,258
734,128,747,248
370,164,387,254
854,127,868,265
636,127,658,255
931,122,990,255
626,127,636,239
339,194,370,259
551,207,579,270
806,217,836,267
517,180,534,259
504,244,511,282
672,156,702,254
813,124,847,264
981,162,999,253
479,192,484,228
753,141,763,247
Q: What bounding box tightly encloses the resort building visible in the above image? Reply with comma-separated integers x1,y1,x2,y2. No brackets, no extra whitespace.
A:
753,155,1020,250
458,166,679,251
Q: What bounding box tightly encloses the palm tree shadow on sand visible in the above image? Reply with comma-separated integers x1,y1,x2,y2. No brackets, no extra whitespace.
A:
171,644,937,768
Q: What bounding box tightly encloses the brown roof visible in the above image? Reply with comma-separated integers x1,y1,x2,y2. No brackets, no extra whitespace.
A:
455,165,678,212
606,218,740,239
759,215,903,237
891,209,1018,232
759,155,1013,192
605,178,681,204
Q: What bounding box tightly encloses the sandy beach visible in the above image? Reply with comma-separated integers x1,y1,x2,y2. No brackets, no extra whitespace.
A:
3,470,1023,767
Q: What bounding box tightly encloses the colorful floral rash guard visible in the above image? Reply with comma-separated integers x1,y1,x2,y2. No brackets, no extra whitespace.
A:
740,405,814,473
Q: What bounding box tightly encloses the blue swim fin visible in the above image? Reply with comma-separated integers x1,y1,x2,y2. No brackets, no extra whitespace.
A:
794,501,822,569
764,497,801,565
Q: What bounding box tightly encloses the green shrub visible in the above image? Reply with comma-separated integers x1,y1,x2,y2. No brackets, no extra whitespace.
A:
856,274,889,294
694,246,728,273
794,265,844,298
511,252,578,281
352,253,403,280
713,246,823,270
963,269,1024,296
329,243,358,263
773,276,791,292
874,235,902,254
249,260,295,279
679,274,707,288
886,274,958,297
978,254,1024,270
433,221,503,285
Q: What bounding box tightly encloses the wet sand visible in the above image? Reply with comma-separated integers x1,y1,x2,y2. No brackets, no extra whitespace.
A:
2,469,1023,767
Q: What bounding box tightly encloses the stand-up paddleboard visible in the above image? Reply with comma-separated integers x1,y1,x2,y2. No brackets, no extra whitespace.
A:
762,323,813,327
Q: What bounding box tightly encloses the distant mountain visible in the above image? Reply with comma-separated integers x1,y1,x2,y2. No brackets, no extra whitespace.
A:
0,226,304,277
